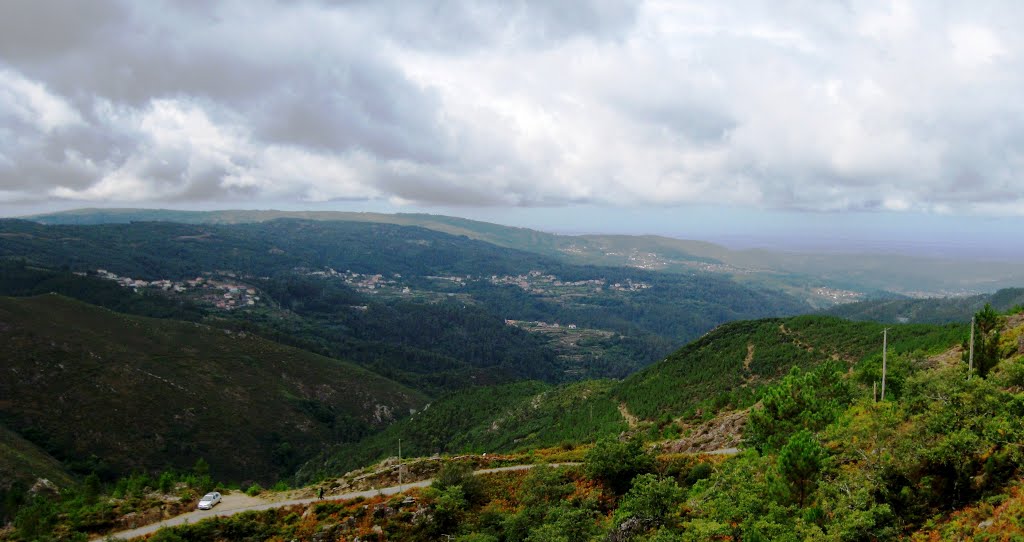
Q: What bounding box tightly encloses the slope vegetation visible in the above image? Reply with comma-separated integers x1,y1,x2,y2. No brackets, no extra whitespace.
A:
0,295,426,483
617,315,965,419
0,423,75,492
297,380,627,483
0,219,811,390
29,208,1024,296
299,315,967,484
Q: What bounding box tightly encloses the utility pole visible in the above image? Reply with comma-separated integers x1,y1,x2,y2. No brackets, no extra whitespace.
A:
969,316,975,379
880,328,889,402
873,381,877,403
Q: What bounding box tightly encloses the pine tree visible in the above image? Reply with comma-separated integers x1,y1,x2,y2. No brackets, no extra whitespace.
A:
774,429,826,508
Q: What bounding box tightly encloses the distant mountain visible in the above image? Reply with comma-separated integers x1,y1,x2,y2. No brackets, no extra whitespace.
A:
0,219,811,391
27,207,1024,299
0,294,426,483
823,287,1024,324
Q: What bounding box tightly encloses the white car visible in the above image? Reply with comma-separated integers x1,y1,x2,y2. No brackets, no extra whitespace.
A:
197,491,222,510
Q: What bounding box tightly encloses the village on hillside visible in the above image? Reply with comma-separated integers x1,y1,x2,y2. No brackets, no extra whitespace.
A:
93,269,261,310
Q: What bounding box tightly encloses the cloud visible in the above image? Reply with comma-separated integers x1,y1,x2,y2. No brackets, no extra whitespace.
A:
2,0,1024,214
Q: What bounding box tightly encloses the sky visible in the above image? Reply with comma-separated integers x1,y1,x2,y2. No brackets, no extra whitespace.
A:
3,0,1024,255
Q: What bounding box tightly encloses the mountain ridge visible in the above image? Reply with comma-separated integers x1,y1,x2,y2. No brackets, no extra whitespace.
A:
25,207,1024,298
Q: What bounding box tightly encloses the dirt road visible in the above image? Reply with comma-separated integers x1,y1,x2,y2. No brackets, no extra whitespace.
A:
97,463,577,541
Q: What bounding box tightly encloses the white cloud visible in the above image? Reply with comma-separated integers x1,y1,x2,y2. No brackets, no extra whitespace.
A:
950,24,1006,68
0,69,81,131
3,0,1024,215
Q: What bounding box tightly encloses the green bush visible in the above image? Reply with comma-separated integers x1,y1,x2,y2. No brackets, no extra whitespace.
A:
433,462,486,506
773,430,826,507
747,363,850,452
584,436,655,495
613,474,684,529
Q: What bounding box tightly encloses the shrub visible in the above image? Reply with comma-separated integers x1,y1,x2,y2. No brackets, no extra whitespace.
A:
613,474,684,529
433,462,486,506
585,436,655,495
773,429,826,507
747,363,849,452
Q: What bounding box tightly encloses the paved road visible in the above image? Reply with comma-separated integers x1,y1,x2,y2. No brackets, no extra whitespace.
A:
96,463,577,541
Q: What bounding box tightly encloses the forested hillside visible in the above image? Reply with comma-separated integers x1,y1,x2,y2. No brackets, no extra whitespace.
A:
0,294,426,483
0,219,809,390
296,380,627,483
296,314,969,485
29,208,1024,298
23,306,1018,542
618,315,966,420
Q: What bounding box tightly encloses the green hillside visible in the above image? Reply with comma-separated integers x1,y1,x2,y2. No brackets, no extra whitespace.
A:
0,423,75,492
27,208,1024,297
7,305,1024,541
298,314,968,485
297,380,627,482
618,315,966,420
0,295,426,483
825,287,1024,324
0,219,811,391
119,308,1024,542
0,260,205,321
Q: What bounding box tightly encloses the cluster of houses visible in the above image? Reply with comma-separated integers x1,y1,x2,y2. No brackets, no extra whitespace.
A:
505,319,578,330
94,270,260,310
489,270,606,293
96,269,188,293
609,279,652,291
307,268,402,293
810,286,862,303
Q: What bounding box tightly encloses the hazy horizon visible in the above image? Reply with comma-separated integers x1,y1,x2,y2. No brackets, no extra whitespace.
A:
5,1,1024,262
11,202,1024,263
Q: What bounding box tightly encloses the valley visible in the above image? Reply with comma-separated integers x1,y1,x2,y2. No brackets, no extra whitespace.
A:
33,208,1024,301
8,3,1024,538
2,212,1024,541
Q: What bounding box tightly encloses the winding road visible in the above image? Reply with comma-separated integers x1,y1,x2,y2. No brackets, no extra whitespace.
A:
97,463,575,541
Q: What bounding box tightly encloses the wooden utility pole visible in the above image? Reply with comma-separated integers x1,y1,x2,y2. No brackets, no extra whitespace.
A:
873,381,877,403
968,316,975,379
880,328,888,402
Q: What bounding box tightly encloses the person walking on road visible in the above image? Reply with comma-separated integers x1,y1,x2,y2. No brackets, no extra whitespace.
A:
318,487,324,500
